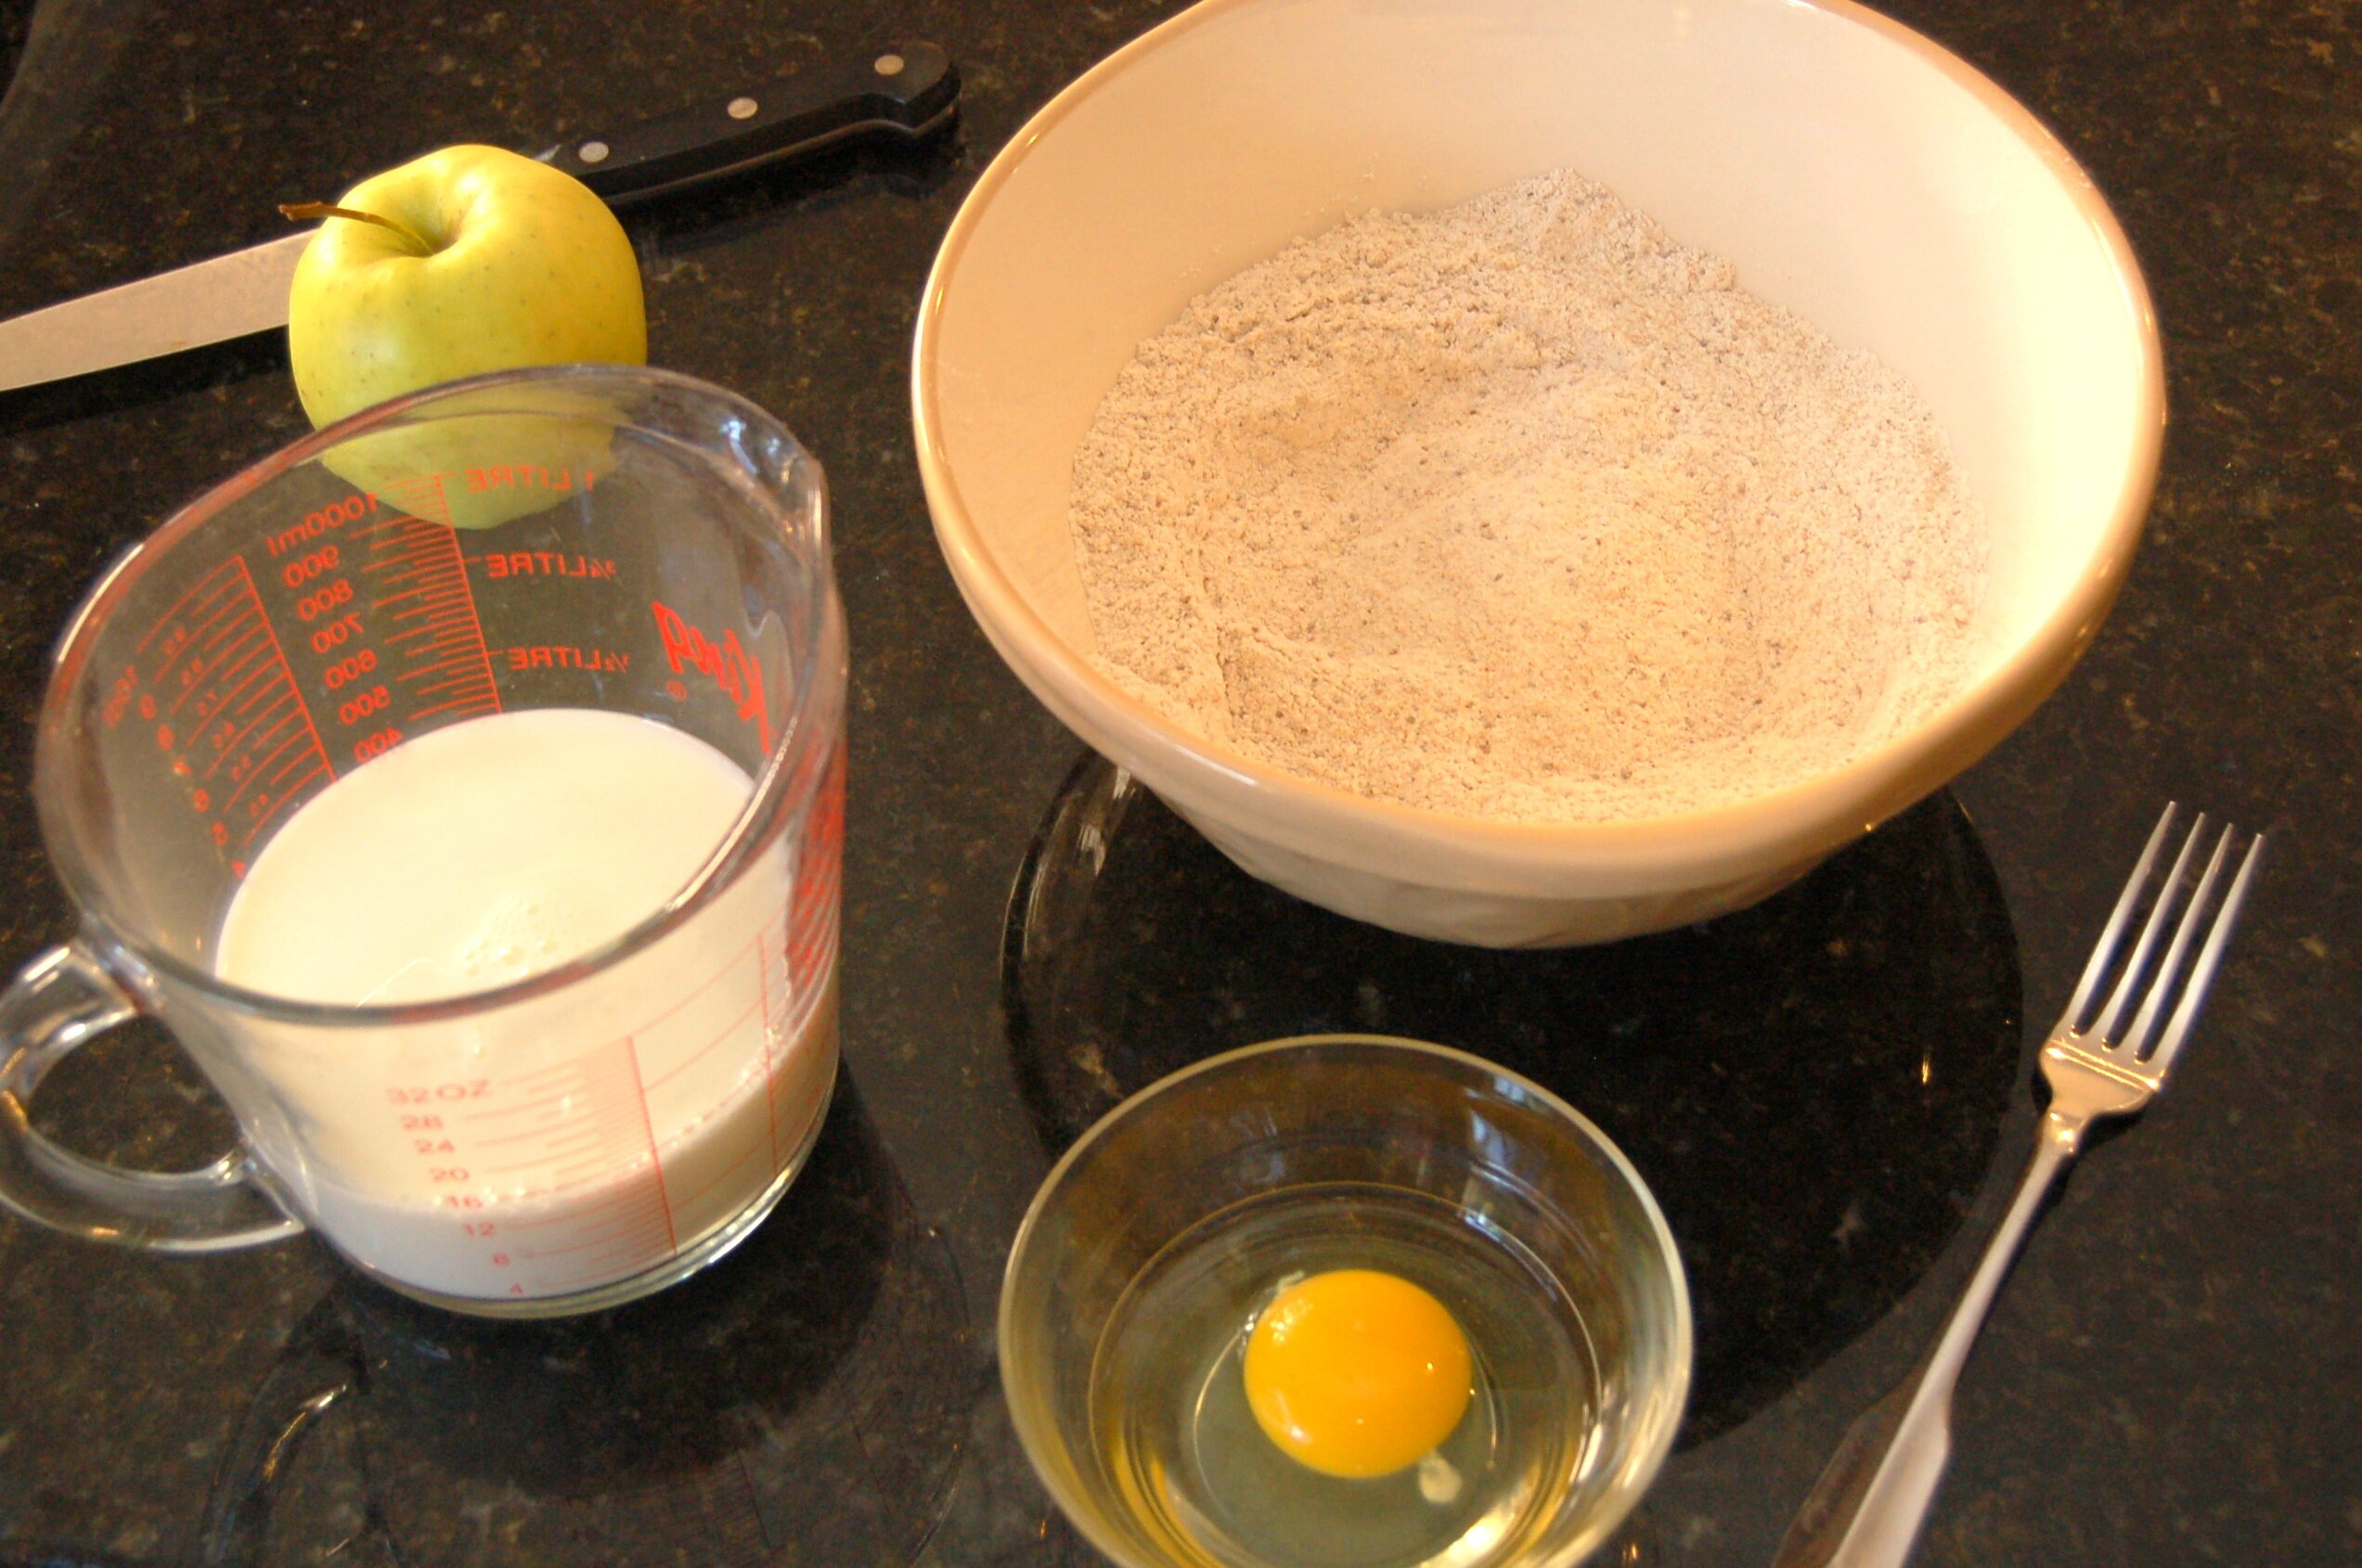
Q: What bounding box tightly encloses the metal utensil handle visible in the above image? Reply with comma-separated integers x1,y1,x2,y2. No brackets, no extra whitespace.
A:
1775,1111,2085,1567
0,941,301,1251
547,40,959,204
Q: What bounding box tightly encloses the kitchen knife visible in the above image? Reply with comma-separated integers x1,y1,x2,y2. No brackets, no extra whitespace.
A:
0,42,957,394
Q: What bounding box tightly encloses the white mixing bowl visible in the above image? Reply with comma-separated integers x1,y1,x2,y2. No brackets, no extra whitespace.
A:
913,0,2162,947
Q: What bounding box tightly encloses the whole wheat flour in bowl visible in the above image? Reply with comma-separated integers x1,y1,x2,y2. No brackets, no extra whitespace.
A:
1067,169,1990,824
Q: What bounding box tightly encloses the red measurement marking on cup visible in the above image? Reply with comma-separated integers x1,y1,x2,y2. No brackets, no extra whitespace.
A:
639,996,768,1094
426,1039,684,1294
139,556,338,855
353,515,502,724
375,471,454,530
415,941,794,1296
134,559,239,659
620,1035,682,1255
668,1137,773,1221
181,619,271,721
472,551,618,581
755,914,784,1175
787,746,846,982
496,644,631,674
631,932,769,1096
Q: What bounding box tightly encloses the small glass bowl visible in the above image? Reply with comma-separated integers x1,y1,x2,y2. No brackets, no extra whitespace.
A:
1000,1035,1691,1568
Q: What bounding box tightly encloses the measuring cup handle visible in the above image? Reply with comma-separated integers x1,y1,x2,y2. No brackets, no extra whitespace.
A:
0,941,303,1251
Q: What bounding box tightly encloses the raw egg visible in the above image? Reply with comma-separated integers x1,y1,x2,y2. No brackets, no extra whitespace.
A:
1242,1268,1473,1479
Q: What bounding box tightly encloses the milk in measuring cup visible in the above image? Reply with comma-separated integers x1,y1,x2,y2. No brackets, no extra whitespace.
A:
213,708,836,1302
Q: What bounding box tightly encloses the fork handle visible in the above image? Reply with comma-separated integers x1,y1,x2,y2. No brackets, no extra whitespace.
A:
1773,1109,2088,1568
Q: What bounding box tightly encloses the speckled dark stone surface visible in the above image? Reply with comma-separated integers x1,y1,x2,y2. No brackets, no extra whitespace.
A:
0,1,2353,1564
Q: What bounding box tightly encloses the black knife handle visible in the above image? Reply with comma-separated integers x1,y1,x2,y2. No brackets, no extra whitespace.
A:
545,41,959,207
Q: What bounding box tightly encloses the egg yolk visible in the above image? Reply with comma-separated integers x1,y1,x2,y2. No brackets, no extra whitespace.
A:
1241,1268,1473,1479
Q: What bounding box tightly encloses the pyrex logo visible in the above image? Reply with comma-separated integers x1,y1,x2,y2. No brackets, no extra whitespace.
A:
652,600,771,751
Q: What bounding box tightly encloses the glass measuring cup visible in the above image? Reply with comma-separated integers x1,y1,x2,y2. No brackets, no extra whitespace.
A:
0,366,845,1317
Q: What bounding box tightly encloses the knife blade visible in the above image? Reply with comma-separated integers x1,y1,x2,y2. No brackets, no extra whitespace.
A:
0,41,957,394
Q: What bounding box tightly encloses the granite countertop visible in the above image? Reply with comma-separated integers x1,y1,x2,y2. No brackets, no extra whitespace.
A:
0,0,2353,1564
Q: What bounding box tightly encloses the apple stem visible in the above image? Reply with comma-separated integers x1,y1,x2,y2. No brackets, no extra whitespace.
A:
278,201,433,256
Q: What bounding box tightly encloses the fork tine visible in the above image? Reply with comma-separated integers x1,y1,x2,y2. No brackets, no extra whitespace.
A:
2089,810,2208,1044
2061,803,2179,1032
2123,823,2236,1060
2142,830,2265,1076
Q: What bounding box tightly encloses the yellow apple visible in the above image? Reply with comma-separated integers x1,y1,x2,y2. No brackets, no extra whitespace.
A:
288,146,646,530
288,144,645,426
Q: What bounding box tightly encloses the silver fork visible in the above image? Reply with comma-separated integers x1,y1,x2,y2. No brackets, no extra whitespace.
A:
1774,803,2265,1568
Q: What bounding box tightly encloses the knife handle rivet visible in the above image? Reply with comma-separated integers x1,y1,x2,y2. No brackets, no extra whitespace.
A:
728,96,759,120
577,139,611,164
874,53,906,76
